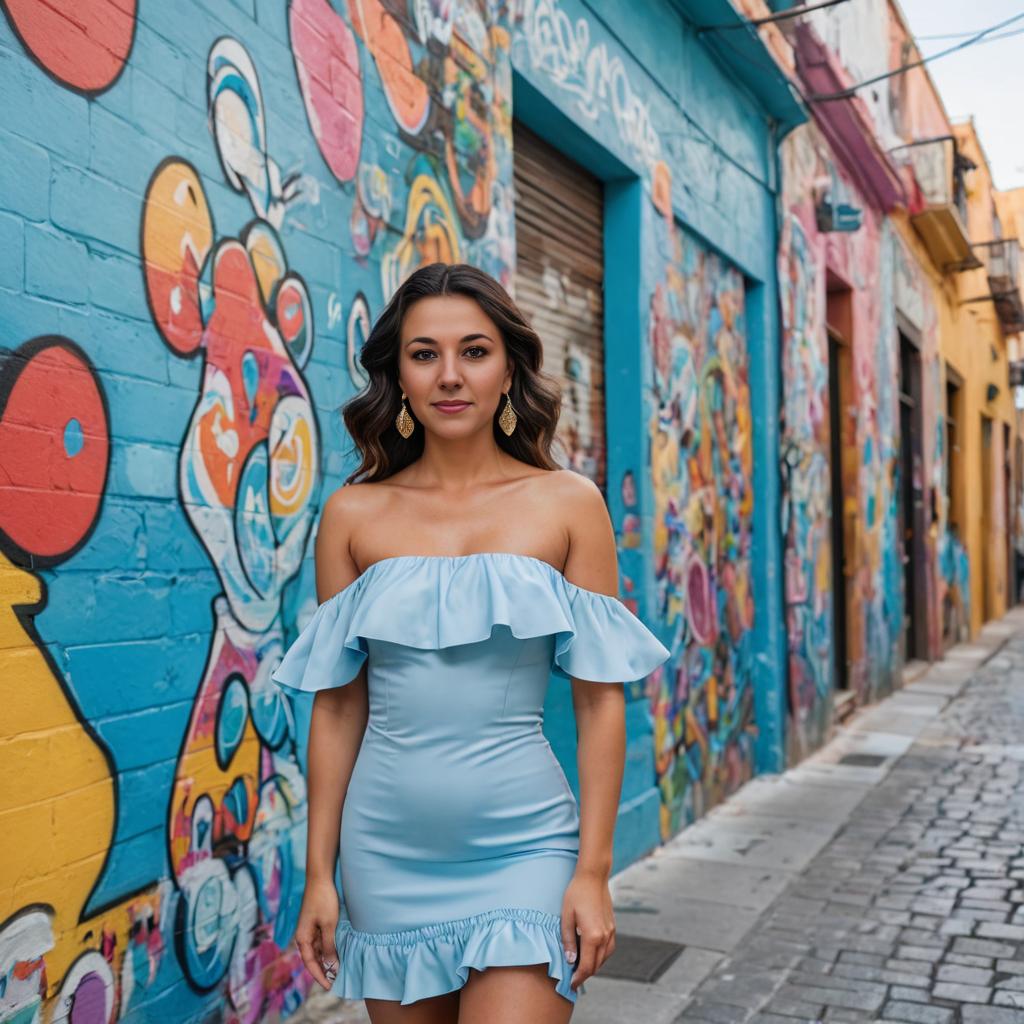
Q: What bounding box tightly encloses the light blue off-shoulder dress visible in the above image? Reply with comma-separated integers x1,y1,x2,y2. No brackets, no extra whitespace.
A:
271,551,671,1006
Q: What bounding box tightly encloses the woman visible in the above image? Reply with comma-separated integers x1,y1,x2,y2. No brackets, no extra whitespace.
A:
272,263,670,1023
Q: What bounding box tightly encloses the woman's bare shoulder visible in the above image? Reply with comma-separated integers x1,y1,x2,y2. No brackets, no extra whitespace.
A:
322,480,377,518
543,467,604,510
318,481,392,547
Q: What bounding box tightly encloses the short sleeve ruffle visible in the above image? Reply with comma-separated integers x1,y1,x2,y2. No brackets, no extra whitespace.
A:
270,552,671,694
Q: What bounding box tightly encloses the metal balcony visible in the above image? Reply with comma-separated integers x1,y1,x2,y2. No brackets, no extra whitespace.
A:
975,239,1024,335
893,136,981,273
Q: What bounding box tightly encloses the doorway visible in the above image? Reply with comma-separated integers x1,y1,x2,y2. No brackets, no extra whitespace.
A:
1005,422,1013,609
1016,435,1024,606
512,120,607,491
981,414,993,622
827,329,849,693
898,327,926,661
943,370,964,648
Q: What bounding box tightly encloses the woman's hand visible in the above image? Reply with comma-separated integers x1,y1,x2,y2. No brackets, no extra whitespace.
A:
560,870,616,992
295,876,341,990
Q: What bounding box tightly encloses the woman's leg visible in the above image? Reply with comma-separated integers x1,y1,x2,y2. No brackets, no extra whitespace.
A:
457,965,574,1024
365,991,461,1024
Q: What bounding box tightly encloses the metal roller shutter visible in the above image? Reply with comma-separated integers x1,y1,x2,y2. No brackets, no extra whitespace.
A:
512,121,606,492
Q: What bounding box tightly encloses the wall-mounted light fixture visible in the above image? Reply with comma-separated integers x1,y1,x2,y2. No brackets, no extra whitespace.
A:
813,170,862,233
816,197,863,233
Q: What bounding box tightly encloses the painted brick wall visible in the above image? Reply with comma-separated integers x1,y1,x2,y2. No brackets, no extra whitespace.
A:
0,0,787,1020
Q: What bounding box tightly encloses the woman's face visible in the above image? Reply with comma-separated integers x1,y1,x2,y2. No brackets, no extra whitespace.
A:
398,294,513,435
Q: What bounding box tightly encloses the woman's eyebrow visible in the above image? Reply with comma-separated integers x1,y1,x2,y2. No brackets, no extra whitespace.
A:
404,333,494,347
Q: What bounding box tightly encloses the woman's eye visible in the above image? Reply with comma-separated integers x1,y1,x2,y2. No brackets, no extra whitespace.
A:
411,348,487,360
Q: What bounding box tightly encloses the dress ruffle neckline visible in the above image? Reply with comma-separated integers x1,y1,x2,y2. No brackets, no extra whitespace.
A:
332,906,580,1004
271,551,671,693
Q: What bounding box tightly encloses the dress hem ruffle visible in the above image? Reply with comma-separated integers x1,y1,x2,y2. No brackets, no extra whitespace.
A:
331,906,582,1005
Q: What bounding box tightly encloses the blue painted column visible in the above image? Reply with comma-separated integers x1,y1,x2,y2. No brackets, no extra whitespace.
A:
748,123,789,774
603,177,663,867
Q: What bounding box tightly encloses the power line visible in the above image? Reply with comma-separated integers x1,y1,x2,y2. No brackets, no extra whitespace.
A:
917,22,1020,40
917,28,993,40
806,10,1024,102
953,24,1024,48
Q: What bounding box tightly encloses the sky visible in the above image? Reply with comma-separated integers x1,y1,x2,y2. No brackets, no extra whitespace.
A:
897,0,1024,191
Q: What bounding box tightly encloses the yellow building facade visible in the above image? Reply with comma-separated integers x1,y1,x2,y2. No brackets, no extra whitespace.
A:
948,122,1020,633
887,10,1022,641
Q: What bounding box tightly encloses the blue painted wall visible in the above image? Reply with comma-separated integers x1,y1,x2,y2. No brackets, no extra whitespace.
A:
0,0,794,1018
511,0,790,851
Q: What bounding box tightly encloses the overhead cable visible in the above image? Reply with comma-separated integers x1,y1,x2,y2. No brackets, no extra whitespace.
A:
807,11,1024,102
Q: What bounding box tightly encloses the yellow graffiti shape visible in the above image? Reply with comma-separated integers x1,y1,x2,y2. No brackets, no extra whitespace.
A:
269,398,317,520
245,222,287,306
0,554,152,994
381,174,461,299
142,160,214,355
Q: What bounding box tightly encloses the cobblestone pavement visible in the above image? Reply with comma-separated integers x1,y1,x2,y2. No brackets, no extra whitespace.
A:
295,615,1024,1024
676,633,1024,1024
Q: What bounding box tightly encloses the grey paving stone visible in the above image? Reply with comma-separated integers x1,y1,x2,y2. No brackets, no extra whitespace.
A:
897,945,946,962
930,981,994,1002
762,994,826,1018
837,951,884,967
879,1003,954,1024
885,958,934,977
980,923,1024,941
889,986,930,1003
773,984,884,1012
936,963,995,985
675,999,753,1023
938,919,975,936
962,1007,1024,1023
899,928,946,947
952,937,1018,959
944,952,996,969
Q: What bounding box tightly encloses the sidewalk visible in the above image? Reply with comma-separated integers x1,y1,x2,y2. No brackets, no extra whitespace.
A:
293,608,1024,1024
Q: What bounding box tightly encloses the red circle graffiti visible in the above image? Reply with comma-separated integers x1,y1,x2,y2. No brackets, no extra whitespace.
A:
686,557,716,646
2,0,137,94
0,341,109,558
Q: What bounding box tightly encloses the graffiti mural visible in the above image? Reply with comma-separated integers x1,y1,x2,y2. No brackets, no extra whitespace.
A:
141,35,321,1018
0,0,829,1013
777,123,941,744
861,220,904,696
289,0,364,184
510,0,660,173
0,1,526,1015
0,0,137,94
0,338,166,1024
778,211,834,755
893,230,943,659
291,0,515,296
646,190,756,840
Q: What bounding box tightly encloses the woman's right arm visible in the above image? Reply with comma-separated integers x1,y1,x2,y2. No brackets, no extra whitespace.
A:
297,487,370,990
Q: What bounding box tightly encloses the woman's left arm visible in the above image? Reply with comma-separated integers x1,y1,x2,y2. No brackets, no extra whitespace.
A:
563,680,625,991
554,471,626,992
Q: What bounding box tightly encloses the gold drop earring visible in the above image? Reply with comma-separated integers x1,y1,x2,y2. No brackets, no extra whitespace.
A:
498,391,517,436
396,391,415,438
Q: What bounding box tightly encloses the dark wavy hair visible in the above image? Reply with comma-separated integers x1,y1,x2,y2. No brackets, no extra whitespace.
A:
341,263,563,484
